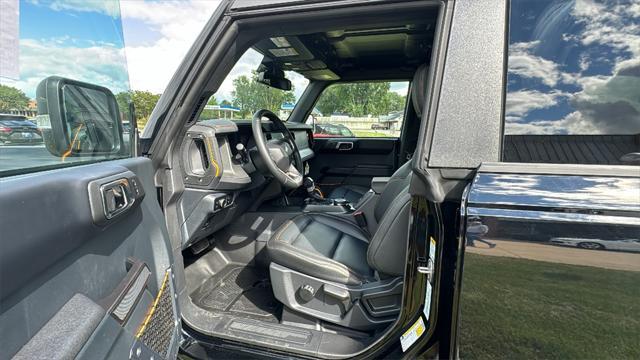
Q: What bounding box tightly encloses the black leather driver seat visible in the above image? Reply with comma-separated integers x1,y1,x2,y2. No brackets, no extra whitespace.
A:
267,160,413,285
268,213,374,285
266,161,413,329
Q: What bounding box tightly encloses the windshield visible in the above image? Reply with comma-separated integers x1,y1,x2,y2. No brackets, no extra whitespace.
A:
198,49,309,122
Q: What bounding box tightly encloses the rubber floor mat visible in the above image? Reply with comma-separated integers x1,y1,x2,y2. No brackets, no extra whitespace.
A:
192,266,281,322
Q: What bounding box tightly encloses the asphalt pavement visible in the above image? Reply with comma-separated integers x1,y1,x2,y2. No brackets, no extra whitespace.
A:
0,145,80,172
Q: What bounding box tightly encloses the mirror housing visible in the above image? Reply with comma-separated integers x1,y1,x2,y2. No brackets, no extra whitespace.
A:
256,62,291,91
36,76,125,157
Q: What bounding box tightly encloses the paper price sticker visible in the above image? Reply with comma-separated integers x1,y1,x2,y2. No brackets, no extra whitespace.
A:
400,317,426,352
423,281,433,320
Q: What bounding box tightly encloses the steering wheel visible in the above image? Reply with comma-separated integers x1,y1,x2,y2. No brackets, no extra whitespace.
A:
252,109,304,189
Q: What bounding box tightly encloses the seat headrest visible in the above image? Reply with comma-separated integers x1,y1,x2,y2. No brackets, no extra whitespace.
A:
410,64,429,118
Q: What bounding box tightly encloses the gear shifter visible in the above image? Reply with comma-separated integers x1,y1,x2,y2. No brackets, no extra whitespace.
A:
303,177,324,202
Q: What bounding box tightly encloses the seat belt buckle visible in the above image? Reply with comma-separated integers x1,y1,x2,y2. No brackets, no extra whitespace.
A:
353,211,368,231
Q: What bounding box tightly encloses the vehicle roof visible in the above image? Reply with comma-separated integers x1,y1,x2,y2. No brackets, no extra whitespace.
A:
248,12,437,81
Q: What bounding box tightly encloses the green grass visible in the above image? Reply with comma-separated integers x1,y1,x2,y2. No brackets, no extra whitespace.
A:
459,254,640,360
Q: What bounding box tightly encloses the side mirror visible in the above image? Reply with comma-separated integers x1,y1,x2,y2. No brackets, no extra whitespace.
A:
256,63,292,91
36,76,125,157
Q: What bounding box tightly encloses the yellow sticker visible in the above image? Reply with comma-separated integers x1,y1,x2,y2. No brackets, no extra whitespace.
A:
400,317,426,352
429,236,436,262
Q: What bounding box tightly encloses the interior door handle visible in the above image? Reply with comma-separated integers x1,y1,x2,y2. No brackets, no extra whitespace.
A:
336,141,354,151
88,170,145,226
101,179,133,219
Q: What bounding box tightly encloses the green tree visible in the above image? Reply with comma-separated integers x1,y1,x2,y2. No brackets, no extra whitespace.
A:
200,96,220,120
115,90,161,129
0,85,30,111
384,91,406,113
315,82,405,117
232,72,296,119
220,99,232,106
115,91,131,118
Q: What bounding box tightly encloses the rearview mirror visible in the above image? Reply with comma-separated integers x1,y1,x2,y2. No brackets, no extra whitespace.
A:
256,63,292,91
36,76,125,157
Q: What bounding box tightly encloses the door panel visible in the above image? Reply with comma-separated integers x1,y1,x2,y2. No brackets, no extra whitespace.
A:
309,137,399,191
457,163,640,359
0,158,179,359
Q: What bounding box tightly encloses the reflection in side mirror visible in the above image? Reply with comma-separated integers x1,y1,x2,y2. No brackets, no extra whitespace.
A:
256,62,292,91
36,76,125,157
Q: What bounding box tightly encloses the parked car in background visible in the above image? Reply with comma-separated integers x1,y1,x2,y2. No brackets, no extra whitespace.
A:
371,123,389,130
0,114,42,145
313,123,354,137
550,237,640,253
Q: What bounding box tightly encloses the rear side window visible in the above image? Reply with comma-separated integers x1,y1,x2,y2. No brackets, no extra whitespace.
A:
503,0,640,165
310,81,409,138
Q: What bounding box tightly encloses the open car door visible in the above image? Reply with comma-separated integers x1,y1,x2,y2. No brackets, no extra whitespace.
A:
0,157,181,360
0,80,182,360
0,1,193,357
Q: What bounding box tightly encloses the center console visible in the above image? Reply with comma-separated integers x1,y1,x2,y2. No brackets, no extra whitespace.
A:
300,177,356,213
302,198,355,214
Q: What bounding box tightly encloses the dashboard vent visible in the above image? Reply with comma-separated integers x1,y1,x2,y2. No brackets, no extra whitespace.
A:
187,96,207,124
190,137,210,175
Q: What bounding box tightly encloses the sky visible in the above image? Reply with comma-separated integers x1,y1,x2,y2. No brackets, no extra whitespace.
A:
1,0,637,134
505,0,640,135
0,0,404,103
0,0,223,98
119,0,223,95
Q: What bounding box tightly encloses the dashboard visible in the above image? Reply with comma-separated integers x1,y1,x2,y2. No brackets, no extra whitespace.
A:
177,119,314,249
179,119,314,191
227,120,314,164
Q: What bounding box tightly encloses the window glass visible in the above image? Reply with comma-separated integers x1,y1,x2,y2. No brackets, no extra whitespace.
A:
198,49,309,121
503,0,640,165
0,0,131,175
310,81,409,138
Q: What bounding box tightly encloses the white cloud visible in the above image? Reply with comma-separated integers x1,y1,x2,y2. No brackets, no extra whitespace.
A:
390,82,409,96
630,3,640,18
506,0,640,135
507,102,640,135
215,49,263,101
509,41,577,87
505,89,566,118
120,0,222,93
572,0,640,57
1,39,129,98
27,0,121,17
505,111,609,135
121,1,310,100
505,120,565,135
287,71,310,100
